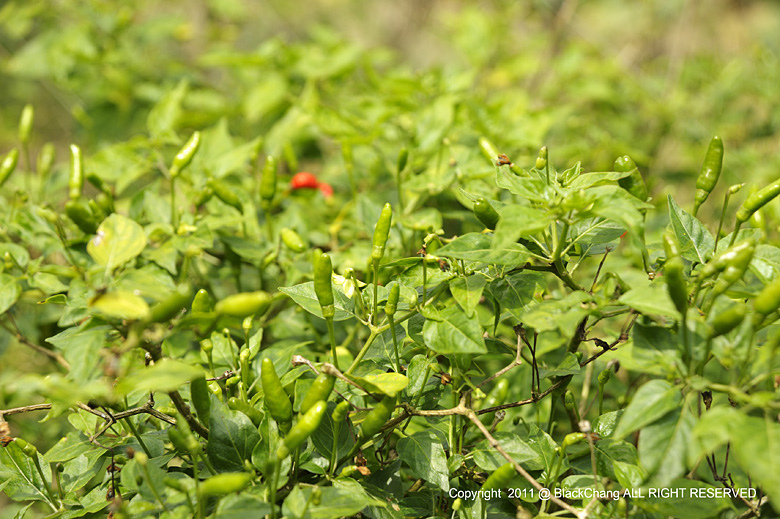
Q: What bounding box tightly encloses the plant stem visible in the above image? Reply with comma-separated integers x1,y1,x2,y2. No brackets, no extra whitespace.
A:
326,317,339,371
372,260,379,325
171,176,178,229
713,191,732,251
389,315,401,372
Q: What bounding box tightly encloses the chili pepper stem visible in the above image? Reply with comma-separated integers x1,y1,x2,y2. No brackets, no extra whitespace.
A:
31,455,58,507
170,176,178,229
194,450,204,519
422,255,428,306
388,315,401,372
140,460,171,513
269,459,281,519
326,317,339,371
372,260,380,325
329,420,340,476
123,416,152,458
729,222,742,248
345,328,378,375
713,191,732,251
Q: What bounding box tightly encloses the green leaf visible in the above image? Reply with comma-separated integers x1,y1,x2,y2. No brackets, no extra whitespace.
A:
668,195,715,264
311,403,354,461
437,233,533,266
0,442,53,504
495,169,548,202
282,480,379,519
89,290,151,320
538,352,581,379
618,282,681,319
566,171,631,190
472,432,543,471
613,380,682,439
449,274,486,317
422,305,486,355
46,324,108,383
488,271,544,321
115,359,203,395
635,479,734,519
345,373,408,397
396,431,450,491
216,492,273,518
0,273,21,314
638,404,695,487
492,205,551,250
87,214,147,271
208,403,262,473
147,79,188,141
278,281,355,321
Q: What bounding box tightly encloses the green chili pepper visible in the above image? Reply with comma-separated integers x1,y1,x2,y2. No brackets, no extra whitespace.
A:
385,283,400,316
473,198,500,230
397,147,409,173
169,131,201,178
597,369,611,386
168,428,192,455
260,155,277,203
148,284,193,323
65,198,98,234
665,256,688,316
207,178,243,210
215,291,272,318
736,177,780,225
198,473,252,496
710,305,746,337
478,137,500,166
480,379,508,425
0,148,19,187
562,432,587,450
700,239,755,279
693,136,724,215
281,228,306,253
615,155,647,202
481,463,514,491
69,144,84,200
754,277,780,318
261,358,292,425
191,289,213,313
372,203,393,262
332,400,350,423
87,199,106,223
190,376,211,424
662,230,681,259
277,400,327,459
564,389,580,423
228,397,264,427
193,186,213,207
18,105,34,144
37,143,55,178
300,373,335,414
314,253,335,319
536,146,548,170
13,438,38,458
95,192,114,215
710,240,755,297
360,396,395,439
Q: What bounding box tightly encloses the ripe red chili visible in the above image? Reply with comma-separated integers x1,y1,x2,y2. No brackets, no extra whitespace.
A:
318,182,333,198
291,172,319,190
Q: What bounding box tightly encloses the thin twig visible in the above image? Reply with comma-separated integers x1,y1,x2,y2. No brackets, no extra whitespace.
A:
1,318,70,370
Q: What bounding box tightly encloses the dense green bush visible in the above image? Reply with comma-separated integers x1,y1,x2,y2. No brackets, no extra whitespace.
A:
1,1,779,518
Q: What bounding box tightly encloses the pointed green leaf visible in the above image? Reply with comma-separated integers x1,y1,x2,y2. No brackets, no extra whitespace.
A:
87,214,147,270
668,195,714,264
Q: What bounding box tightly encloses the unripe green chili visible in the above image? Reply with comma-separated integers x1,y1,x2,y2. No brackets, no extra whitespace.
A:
148,284,193,323
207,178,243,210
332,400,350,423
261,358,292,424
37,143,55,178
193,186,213,207
386,283,400,316
300,373,335,414
754,277,780,317
228,397,264,427
665,256,688,316
480,379,508,425
87,199,106,223
198,472,252,496
65,198,98,234
281,228,306,252
736,177,780,225
562,432,587,450
314,253,335,318
18,105,34,144
397,147,408,173
615,155,647,202
95,192,114,215
372,203,393,262
260,155,277,203
481,463,514,491
662,230,681,259
478,137,500,166
473,198,500,230
0,148,19,187
710,305,746,337
191,376,211,424
693,136,724,215
360,396,395,439
700,239,755,279
191,289,213,313
168,428,192,455
277,400,327,459
536,146,548,170
564,389,580,423
711,240,755,297
14,438,38,458
69,144,84,200
169,131,201,178
215,291,272,318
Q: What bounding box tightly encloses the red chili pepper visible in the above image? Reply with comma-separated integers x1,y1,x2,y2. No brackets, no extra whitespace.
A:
291,172,318,190
318,182,333,198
